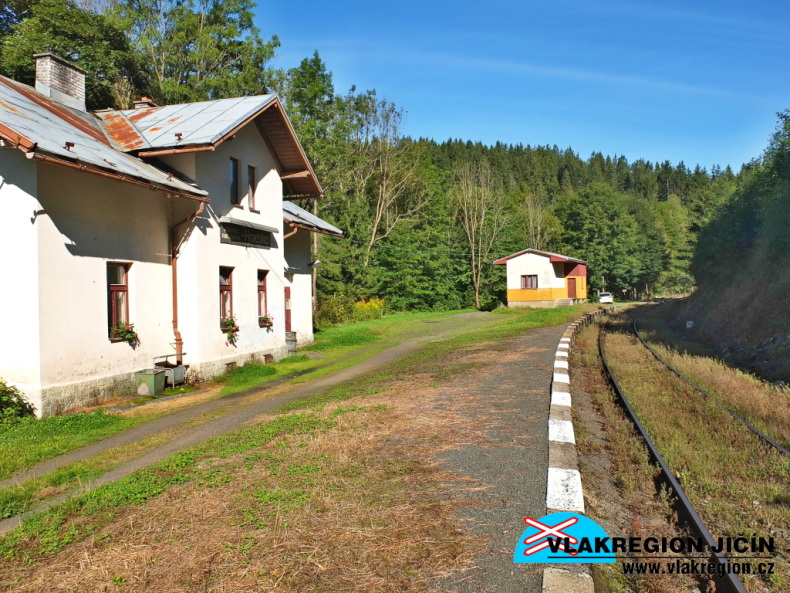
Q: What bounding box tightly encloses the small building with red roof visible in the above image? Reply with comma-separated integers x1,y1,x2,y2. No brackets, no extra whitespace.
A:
493,249,588,308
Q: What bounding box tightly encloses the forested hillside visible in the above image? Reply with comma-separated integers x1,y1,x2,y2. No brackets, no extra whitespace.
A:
0,1,754,315
668,112,790,380
282,57,738,312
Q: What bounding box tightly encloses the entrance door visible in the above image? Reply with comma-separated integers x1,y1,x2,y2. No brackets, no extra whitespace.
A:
284,287,292,332
568,277,577,299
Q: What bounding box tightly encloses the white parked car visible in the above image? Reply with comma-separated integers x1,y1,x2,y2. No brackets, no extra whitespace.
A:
599,292,613,304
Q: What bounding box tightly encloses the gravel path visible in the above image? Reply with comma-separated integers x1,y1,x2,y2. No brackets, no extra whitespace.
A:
436,324,568,593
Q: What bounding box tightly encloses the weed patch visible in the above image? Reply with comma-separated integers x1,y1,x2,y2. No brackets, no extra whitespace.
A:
0,412,143,481
601,314,790,591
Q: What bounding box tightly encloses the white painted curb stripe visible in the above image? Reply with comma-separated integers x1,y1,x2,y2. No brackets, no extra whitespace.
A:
542,568,594,593
559,337,570,343
551,390,572,407
553,360,569,369
553,372,570,384
546,467,585,512
555,350,568,358
548,419,575,443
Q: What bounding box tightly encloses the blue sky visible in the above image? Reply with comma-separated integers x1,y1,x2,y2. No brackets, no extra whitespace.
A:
255,1,789,170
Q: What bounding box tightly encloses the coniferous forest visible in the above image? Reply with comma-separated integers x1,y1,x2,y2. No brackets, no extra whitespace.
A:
2,0,782,318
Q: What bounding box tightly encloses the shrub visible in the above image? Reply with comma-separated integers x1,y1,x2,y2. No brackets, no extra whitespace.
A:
353,297,385,321
0,380,35,421
315,294,353,326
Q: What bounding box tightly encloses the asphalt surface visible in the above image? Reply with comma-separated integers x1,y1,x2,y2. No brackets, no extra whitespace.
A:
437,324,567,593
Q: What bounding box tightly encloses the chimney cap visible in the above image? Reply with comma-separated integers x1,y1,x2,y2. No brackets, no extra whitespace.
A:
133,97,158,108
33,52,87,75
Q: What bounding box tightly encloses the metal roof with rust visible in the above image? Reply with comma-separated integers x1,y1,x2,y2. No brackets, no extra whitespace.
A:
0,73,322,200
283,201,343,237
0,76,207,199
106,95,277,152
95,95,322,198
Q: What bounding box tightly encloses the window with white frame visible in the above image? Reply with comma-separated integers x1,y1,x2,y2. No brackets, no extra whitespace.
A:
521,274,538,289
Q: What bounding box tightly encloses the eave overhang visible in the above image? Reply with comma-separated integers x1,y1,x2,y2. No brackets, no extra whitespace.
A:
493,248,587,266
99,96,324,199
31,148,209,202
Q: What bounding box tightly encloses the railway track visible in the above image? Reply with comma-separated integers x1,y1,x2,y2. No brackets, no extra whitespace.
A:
596,310,786,593
632,307,790,459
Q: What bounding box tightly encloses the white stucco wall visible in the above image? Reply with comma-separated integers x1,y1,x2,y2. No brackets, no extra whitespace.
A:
2,119,319,414
33,163,184,414
284,229,315,345
161,125,297,379
506,253,566,290
0,149,43,411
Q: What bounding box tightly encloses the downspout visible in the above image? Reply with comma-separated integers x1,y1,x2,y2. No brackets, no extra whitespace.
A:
283,223,299,240
171,203,205,365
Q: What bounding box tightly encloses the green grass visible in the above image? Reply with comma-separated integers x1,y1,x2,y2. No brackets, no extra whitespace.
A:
0,412,144,481
162,385,198,397
307,325,378,350
1,307,591,476
0,311,467,487
0,412,332,559
213,310,476,396
277,304,597,413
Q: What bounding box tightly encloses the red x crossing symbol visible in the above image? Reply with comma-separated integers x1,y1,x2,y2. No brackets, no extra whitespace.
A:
521,516,579,556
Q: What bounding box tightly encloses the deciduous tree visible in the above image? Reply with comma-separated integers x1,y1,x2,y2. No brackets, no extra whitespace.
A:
449,160,507,309
0,0,141,109
111,0,279,104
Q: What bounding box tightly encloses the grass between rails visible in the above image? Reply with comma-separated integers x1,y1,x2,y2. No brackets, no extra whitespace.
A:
571,322,698,593
635,306,790,450
601,313,790,593
0,303,594,567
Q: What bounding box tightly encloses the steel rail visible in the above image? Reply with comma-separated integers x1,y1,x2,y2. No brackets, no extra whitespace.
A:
633,308,790,458
598,322,749,593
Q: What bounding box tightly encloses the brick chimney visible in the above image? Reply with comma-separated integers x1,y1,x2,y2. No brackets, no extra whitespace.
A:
34,53,86,112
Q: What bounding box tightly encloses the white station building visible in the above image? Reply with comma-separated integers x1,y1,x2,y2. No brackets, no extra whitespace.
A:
0,54,342,416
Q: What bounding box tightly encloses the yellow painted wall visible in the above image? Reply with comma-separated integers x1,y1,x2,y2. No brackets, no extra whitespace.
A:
508,275,587,302
507,287,568,302
567,274,588,299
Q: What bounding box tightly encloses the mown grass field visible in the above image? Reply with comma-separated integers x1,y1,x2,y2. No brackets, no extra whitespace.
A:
0,310,466,481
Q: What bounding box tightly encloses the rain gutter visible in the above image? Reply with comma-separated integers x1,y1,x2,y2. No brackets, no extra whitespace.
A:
29,150,208,202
